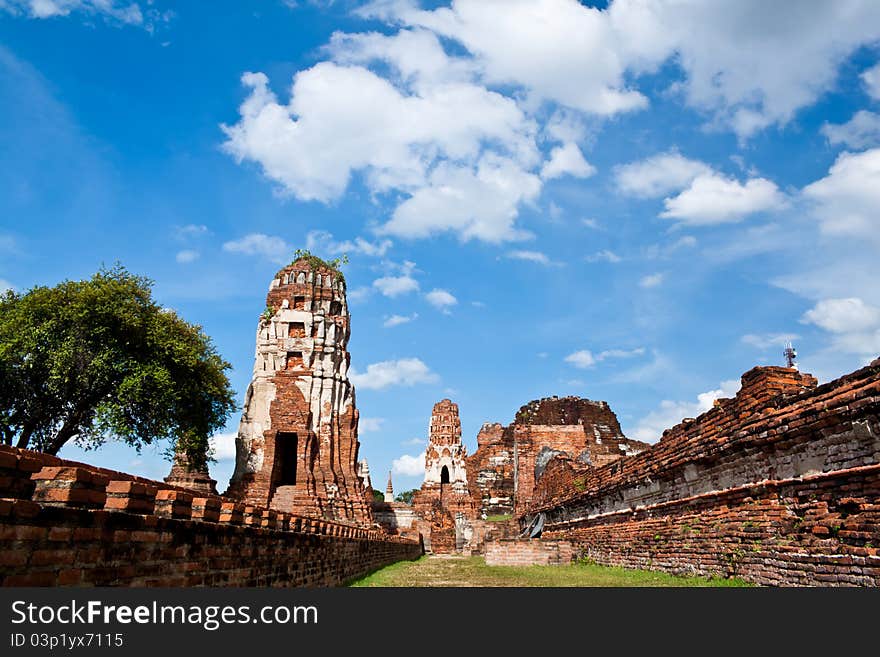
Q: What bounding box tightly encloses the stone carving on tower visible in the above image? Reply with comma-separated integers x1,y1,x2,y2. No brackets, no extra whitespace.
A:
225,255,371,525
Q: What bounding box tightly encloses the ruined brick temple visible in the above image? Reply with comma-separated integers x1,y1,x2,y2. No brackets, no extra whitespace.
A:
1,253,878,586
225,258,371,524
374,396,650,554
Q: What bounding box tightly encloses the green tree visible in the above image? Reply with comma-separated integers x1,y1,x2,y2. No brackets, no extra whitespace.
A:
395,489,417,505
0,265,236,469
371,489,386,503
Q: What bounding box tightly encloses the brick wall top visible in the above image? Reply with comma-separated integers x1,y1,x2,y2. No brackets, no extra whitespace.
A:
527,361,880,514
513,396,622,430
0,444,416,545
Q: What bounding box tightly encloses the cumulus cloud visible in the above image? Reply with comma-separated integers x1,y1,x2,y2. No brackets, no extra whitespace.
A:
175,249,199,264
377,156,541,242
614,151,712,198
861,62,880,100
802,148,880,240
564,350,595,369
660,173,786,225
639,273,664,288
802,298,880,358
383,313,418,328
362,0,649,115
425,288,457,313
821,111,880,150
359,417,385,432
392,452,425,477
2,0,144,24
222,1,880,248
611,0,880,136
564,347,644,369
630,379,741,442
349,357,439,390
373,261,419,297
306,229,392,258
741,332,800,350
210,432,238,461
505,250,556,266
802,298,880,334
223,233,289,264
585,249,621,263
173,224,209,241
222,60,542,243
365,0,880,136
540,142,595,180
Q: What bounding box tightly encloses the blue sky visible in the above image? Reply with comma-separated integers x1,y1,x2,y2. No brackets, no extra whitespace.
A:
2,1,880,494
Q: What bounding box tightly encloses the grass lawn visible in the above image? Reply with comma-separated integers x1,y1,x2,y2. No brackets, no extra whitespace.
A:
349,555,750,587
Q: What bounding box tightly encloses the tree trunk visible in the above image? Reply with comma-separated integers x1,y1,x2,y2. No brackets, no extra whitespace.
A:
15,422,35,450
46,420,80,455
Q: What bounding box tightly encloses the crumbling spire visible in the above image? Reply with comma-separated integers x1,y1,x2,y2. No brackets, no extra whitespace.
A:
385,471,394,503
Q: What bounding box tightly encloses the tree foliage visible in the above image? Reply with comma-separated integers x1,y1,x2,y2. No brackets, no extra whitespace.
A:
291,249,348,282
0,265,236,468
395,489,417,505
371,489,385,503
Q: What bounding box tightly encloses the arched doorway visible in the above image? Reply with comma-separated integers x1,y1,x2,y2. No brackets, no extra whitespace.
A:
441,465,450,484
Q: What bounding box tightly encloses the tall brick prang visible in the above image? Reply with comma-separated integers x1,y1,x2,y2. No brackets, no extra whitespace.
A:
412,399,478,552
225,256,371,525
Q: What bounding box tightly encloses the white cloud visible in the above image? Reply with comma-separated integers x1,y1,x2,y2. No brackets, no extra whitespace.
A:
614,151,712,198
597,347,646,360
401,437,425,447
585,249,621,263
564,350,595,369
359,417,385,432
630,379,741,443
347,286,372,303
639,273,664,288
392,452,425,477
564,346,645,369
373,275,418,297
861,62,880,100
540,142,595,180
802,298,880,358
610,0,880,137
802,298,880,334
2,0,144,24
581,218,600,229
223,233,289,264
173,224,209,240
373,261,419,297
210,432,238,461
364,0,649,116
349,357,439,390
377,156,540,242
222,57,542,243
821,111,880,150
425,288,457,313
661,173,786,225
305,229,392,258
175,249,199,264
505,250,555,266
741,333,800,350
367,0,880,137
0,279,15,294
383,313,418,328
802,148,880,240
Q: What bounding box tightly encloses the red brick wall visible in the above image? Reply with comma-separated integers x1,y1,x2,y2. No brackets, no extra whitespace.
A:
484,539,573,566
0,446,421,587
530,363,880,586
